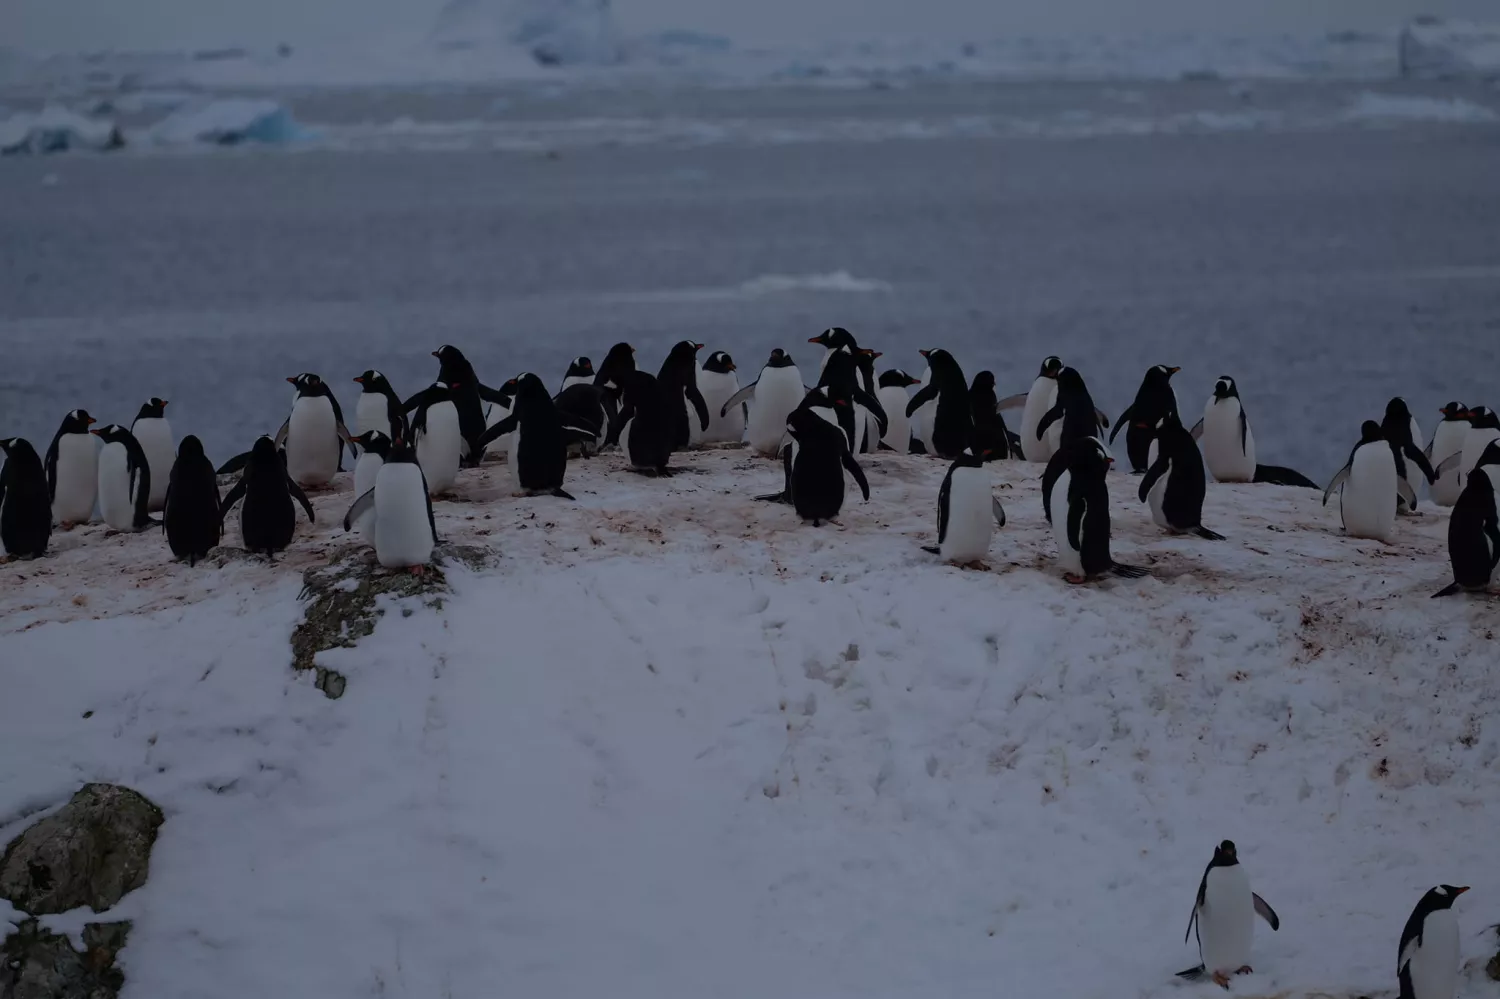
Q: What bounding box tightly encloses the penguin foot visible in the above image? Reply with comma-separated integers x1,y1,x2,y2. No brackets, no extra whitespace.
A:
961,560,990,571
408,565,427,576
1063,572,1088,585
1211,971,1231,989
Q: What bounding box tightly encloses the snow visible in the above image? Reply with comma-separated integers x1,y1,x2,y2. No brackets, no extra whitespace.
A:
1399,18,1500,81
1345,91,1498,124
0,104,120,154
147,98,309,146
3,444,1499,998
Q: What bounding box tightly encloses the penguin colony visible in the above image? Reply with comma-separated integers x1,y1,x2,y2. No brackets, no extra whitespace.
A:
2,330,1497,598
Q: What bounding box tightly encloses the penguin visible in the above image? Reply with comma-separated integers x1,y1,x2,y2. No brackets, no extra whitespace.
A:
553,382,610,457
1397,885,1468,999
481,377,519,466
1323,421,1401,543
808,327,861,377
405,381,463,496
1427,402,1470,507
1110,365,1179,473
766,400,870,527
420,345,510,466
968,370,1014,461
721,349,807,458
615,370,678,476
1457,406,1500,480
853,349,884,454
818,348,887,452
353,370,408,443
696,351,746,445
162,435,221,565
904,349,973,459
876,369,921,452
278,373,353,488
45,409,98,527
90,424,155,532
1432,440,1500,598
130,397,174,512
658,340,710,451
350,430,392,538
996,356,1063,463
478,373,596,498
1043,437,1149,583
910,361,936,454
1138,412,1225,540
1034,366,1110,455
1178,840,1281,989
593,342,636,447
922,450,1007,566
1382,397,1436,514
0,438,51,559
219,435,315,557
560,356,595,392
342,438,438,571
1192,377,1319,487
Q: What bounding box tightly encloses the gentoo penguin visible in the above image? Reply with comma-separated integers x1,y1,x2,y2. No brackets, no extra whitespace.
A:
482,378,519,466
1035,366,1110,456
658,340,710,451
45,409,98,527
615,371,677,476
818,348,886,452
1111,365,1179,473
342,438,438,571
162,435,221,565
130,397,174,512
853,349,884,453
1043,437,1148,583
353,370,408,443
278,373,353,488
1179,840,1281,989
560,357,595,392
969,371,1014,461
922,450,1006,567
421,345,509,466
219,436,315,557
1138,412,1225,540
1433,440,1500,597
90,424,155,532
1323,421,1400,543
0,438,51,559
1427,402,1470,507
553,382,609,457
721,349,806,458
478,373,596,498
1382,397,1436,515
593,342,636,447
876,369,921,451
1193,377,1318,487
697,351,746,445
1397,885,1468,999
809,327,861,377
997,356,1064,463
405,381,462,496
350,430,392,538
910,361,936,454
904,349,973,459
764,399,870,527
1457,406,1500,480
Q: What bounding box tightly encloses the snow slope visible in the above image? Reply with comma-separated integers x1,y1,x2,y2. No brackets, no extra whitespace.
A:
3,447,1499,998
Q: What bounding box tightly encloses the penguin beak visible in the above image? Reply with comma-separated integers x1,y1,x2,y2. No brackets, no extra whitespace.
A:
1106,456,1115,466
86,417,97,425
807,336,822,344
354,376,365,384
431,350,441,358
1454,886,1471,895
90,429,104,438
1168,366,1180,374
911,378,922,385
286,376,297,385
918,349,931,359
693,342,704,351
726,362,736,371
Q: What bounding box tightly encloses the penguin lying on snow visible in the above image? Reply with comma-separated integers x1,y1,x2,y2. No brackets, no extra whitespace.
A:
1110,364,1179,473
760,396,870,527
130,397,174,513
1433,440,1500,598
220,436,316,558
1179,840,1280,989
0,437,52,559
1191,376,1318,487
91,424,156,533
46,409,98,528
1138,412,1225,540
1397,885,1467,999
163,435,221,565
343,438,439,571
997,355,1064,463
721,349,807,458
478,373,597,499
1042,438,1149,583
1324,421,1401,543
922,450,1006,567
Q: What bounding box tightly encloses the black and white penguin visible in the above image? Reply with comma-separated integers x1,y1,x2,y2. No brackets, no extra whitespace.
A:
1192,376,1318,487
342,438,438,571
45,409,98,528
922,450,1006,566
968,371,1014,461
852,348,885,454
1035,366,1110,456
615,370,678,476
904,349,972,460
876,369,921,452
997,356,1064,463
1433,440,1500,598
0,438,51,559
658,340,711,452
350,430,392,538
1110,365,1179,473
696,351,745,445
722,349,807,458
1324,421,1400,542
560,356,595,392
279,373,353,488
1397,885,1468,999
1428,402,1470,507
353,370,409,444
1179,840,1281,989
1457,406,1500,481
90,424,155,533
163,435,221,566
1382,397,1436,515
405,381,463,496
130,397,174,512
808,327,861,377
765,399,870,527
219,436,315,557
594,342,637,395
818,349,886,452
479,373,596,499
1043,438,1148,583
422,345,509,466
1138,412,1225,540
553,382,610,458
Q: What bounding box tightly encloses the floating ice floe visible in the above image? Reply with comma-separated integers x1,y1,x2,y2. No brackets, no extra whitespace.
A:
1399,17,1500,80
430,0,618,67
0,105,123,154
147,99,309,146
1345,91,1498,123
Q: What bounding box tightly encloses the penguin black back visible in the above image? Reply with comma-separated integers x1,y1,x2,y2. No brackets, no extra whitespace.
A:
595,342,637,394
0,437,51,559
1434,440,1500,597
819,349,886,449
1036,367,1107,451
164,434,222,566
617,370,676,475
479,373,596,497
422,344,509,465
657,340,710,450
784,403,870,526
1111,364,1179,472
355,370,410,443
219,436,315,556
1138,412,1223,540
968,370,1012,460
904,348,971,459
1382,396,1436,492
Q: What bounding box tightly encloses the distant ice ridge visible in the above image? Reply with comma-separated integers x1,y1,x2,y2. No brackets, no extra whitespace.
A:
431,0,617,67
1345,91,1497,123
0,105,122,154
1399,18,1500,80
613,271,894,303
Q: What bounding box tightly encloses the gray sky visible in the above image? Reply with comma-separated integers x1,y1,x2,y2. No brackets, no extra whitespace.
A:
7,0,1496,53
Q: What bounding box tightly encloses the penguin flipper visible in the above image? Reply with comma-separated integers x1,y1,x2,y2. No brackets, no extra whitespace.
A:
1188,418,1204,441
853,388,888,438
216,452,250,476
218,478,247,522
936,469,952,543
686,384,712,432
478,414,519,449
44,429,61,502
921,545,940,555
992,496,1006,529
1110,562,1150,579
1252,893,1280,931
1405,442,1437,483
477,383,511,406
843,450,871,502
286,477,316,524
342,487,375,533
877,441,896,451
1255,464,1320,489
273,420,290,448
1321,466,1351,506
1095,408,1111,430
550,488,576,500
1396,476,1418,511
1108,406,1132,444
1191,526,1226,541
1138,455,1169,503
1433,452,1463,477
994,392,1028,411
1431,582,1464,598
908,439,927,455
721,382,757,418
1035,402,1063,440
905,383,939,419
1176,965,1207,982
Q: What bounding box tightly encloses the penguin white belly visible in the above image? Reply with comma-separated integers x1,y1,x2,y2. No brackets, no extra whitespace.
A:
1404,909,1459,999
1147,461,1172,529
51,434,98,524
1199,864,1254,975
1430,423,1468,506
1048,470,1083,576
912,366,936,452
96,442,135,531
1341,444,1397,541
856,405,879,454
417,401,461,496
941,465,994,563
1461,427,1500,477
352,453,383,537
132,417,174,512
1020,377,1059,463
285,398,339,487
355,394,389,438
1202,400,1256,482
747,369,804,457
484,400,510,431
697,369,744,444
373,464,434,568
877,387,911,451
561,375,590,391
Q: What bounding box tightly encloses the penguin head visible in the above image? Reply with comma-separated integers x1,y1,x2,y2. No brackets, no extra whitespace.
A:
970,370,996,392
508,372,549,407
766,348,795,369
387,437,420,464
177,435,206,461
288,373,327,397
1212,376,1238,401
1476,440,1500,470
433,345,466,366
564,356,595,379
1054,367,1086,393
1469,406,1500,430
918,348,959,376
703,351,736,375
1068,436,1113,474
952,449,986,468
854,348,880,374
1383,397,1412,424
0,437,39,462
1359,420,1385,444
248,435,282,468
354,430,392,458
662,340,703,372
354,370,392,394
879,369,920,389
1212,840,1238,866
596,343,637,391
809,328,857,352
1439,401,1468,421
1420,885,1470,912
618,369,657,403
1038,356,1063,379
60,410,97,434
1148,365,1180,382
89,424,131,445
135,398,168,420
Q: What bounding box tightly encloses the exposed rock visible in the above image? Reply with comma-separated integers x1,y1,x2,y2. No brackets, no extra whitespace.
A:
0,785,163,916
1,918,129,999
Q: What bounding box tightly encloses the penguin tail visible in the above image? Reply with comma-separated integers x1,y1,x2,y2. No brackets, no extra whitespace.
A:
1110,562,1151,579
755,491,790,504
550,488,576,501
1176,965,1207,981
921,545,941,555
908,440,927,455
1431,582,1464,599
1253,464,1319,488
877,442,896,452
1191,526,1227,541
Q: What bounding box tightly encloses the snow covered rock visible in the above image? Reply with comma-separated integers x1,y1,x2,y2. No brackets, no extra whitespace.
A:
0,784,163,916
0,918,130,999
147,99,306,147
0,107,123,155
430,0,618,67
1399,17,1500,79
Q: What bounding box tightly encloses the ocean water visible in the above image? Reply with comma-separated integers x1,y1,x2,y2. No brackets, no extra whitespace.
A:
1,80,1498,480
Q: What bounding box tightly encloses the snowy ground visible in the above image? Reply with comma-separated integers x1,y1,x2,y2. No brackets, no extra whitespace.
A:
4,444,1500,999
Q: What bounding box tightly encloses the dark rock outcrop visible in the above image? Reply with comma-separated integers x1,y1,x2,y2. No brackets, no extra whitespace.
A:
1,919,129,999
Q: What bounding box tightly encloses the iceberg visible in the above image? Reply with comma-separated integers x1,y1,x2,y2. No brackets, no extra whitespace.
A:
148,98,308,146
430,0,618,67
1398,17,1500,79
0,105,123,155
